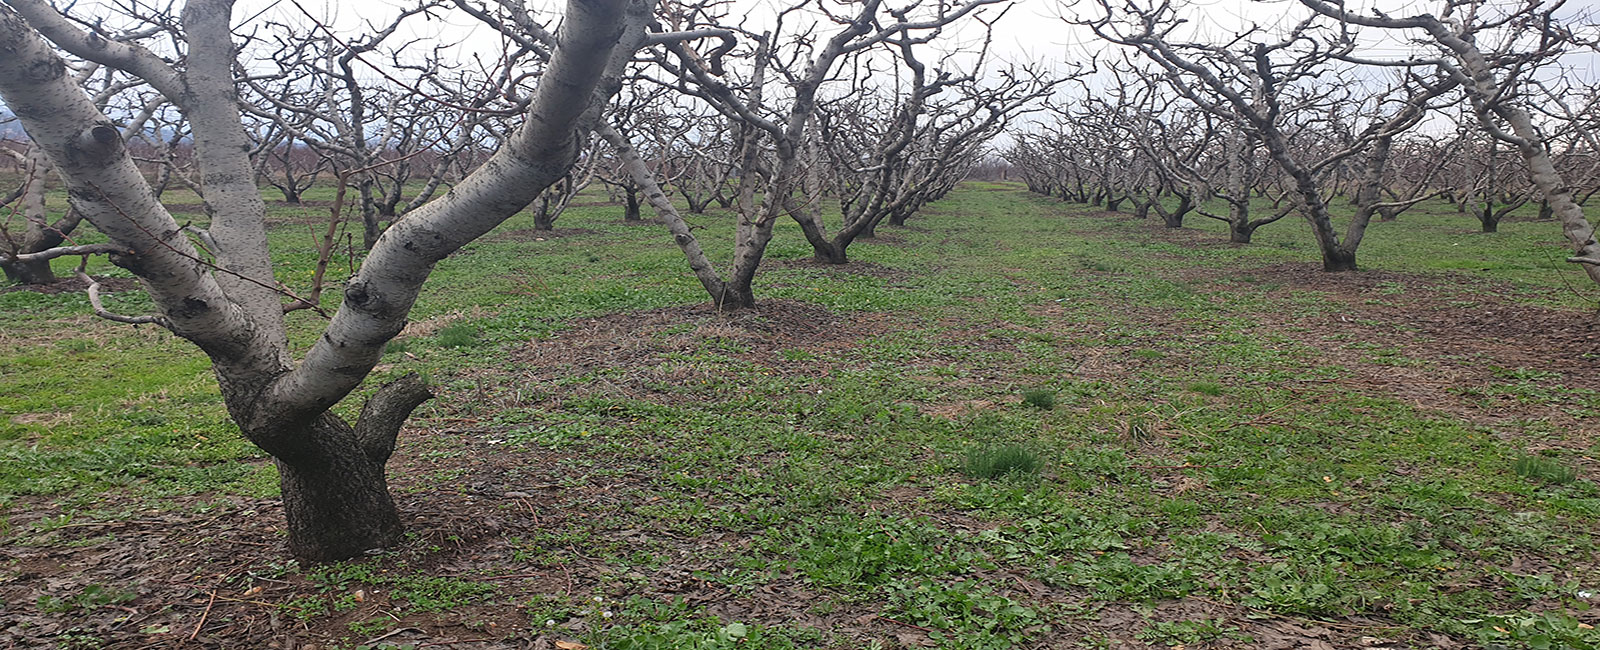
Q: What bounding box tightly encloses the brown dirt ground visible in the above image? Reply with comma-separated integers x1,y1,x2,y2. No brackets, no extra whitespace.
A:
3,270,1597,649
0,276,142,295
1200,262,1600,464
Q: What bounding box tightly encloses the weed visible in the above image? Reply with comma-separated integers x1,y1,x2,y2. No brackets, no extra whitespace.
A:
346,617,393,636
779,348,815,361
387,575,495,612
1021,388,1057,410
1513,455,1578,485
1136,618,1246,646
1124,415,1156,442
53,630,104,650
384,339,411,355
1242,563,1367,616
1081,259,1123,272
783,514,984,589
37,584,135,613
884,578,1040,644
1066,553,1198,602
434,322,480,348
1186,381,1224,396
964,445,1042,480
1476,611,1600,649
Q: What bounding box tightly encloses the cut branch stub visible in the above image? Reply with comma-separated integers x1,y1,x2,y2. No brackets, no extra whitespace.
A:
353,372,434,466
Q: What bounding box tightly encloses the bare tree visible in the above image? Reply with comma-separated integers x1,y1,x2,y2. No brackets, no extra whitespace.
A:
2,60,166,284
800,39,1051,260
1083,1,1454,270
0,0,648,560
1299,0,1600,286
619,0,1012,305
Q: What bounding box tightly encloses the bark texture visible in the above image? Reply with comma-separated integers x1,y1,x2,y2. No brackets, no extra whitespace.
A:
0,0,636,560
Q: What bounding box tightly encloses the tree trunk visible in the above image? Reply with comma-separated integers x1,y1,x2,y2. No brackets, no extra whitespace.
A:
532,192,557,231
275,177,302,204
253,373,430,561
1474,202,1499,233
812,241,847,264
1479,212,1499,233
1158,195,1192,228
0,0,634,563
595,122,733,307
623,186,641,222
533,210,556,231
686,192,711,214
1322,247,1357,272
362,211,382,250
791,205,849,265
1229,220,1255,244
4,149,75,284
717,280,757,310
2,258,55,284
275,414,404,562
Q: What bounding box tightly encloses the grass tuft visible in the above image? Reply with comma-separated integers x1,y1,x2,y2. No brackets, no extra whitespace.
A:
964,444,1043,480
1021,388,1057,410
434,322,480,348
1513,454,1577,485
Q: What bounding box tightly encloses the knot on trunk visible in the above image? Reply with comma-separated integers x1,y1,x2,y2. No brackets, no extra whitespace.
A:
71,122,124,166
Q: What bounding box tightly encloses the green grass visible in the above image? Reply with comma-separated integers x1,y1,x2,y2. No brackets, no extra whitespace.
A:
1514,454,1579,485
3,182,1599,648
963,444,1044,479
433,321,481,348
1020,387,1057,410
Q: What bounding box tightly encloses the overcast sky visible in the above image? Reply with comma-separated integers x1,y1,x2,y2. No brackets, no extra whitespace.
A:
4,0,1598,136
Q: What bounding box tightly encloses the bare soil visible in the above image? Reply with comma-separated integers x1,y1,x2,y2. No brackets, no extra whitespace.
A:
0,276,142,295
2,272,1596,648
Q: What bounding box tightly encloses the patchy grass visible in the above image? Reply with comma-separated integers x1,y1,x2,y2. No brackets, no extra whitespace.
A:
963,444,1044,479
1020,387,1058,410
1,183,1598,649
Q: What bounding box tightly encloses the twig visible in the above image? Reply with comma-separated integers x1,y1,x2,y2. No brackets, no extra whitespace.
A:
211,537,275,548
1191,595,1408,631
362,627,424,646
189,590,217,641
481,572,544,581
78,262,168,327
4,242,130,263
418,640,493,648
193,593,282,608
